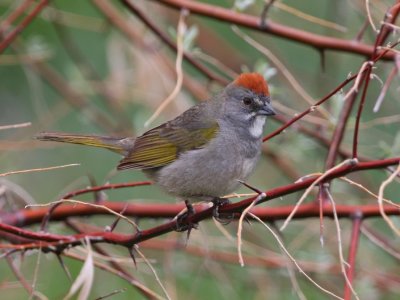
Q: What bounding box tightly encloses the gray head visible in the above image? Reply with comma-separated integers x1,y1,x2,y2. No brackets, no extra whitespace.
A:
221,73,275,138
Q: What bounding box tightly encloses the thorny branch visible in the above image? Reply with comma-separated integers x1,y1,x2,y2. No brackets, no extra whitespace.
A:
1,1,400,299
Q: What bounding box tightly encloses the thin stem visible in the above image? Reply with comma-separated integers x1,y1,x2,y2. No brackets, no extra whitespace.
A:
0,0,49,54
344,216,362,300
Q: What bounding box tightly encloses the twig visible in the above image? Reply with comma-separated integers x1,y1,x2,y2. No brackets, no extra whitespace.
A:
344,216,362,300
377,163,400,236
61,181,152,200
237,192,266,266
262,70,362,142
6,255,33,295
95,288,127,300
29,245,42,300
325,188,359,300
249,213,343,300
135,246,171,300
274,2,347,32
352,63,373,159
144,9,187,127
151,0,395,60
64,251,164,300
280,159,356,231
339,177,400,208
0,122,31,130
0,0,49,54
365,0,379,33
0,164,80,177
66,219,157,300
373,65,397,112
0,0,35,35
360,225,400,261
40,181,151,231
26,199,139,230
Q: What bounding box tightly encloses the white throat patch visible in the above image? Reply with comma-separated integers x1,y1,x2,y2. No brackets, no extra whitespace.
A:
249,115,266,138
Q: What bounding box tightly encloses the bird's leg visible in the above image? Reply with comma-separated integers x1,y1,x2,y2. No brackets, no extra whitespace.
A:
174,200,199,241
212,197,233,225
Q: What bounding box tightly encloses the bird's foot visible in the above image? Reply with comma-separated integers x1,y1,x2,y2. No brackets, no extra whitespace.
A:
174,200,199,242
212,197,234,225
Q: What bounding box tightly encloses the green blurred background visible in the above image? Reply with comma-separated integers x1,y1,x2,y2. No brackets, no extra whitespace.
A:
0,0,399,299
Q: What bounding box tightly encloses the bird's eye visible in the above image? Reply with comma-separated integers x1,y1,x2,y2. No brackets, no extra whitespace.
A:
242,97,253,106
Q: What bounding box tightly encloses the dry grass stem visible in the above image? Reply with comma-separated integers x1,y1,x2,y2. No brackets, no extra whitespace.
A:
213,217,235,241
377,163,400,236
144,10,187,127
237,192,266,267
325,189,359,300
366,0,379,33
249,212,343,300
135,246,171,300
360,226,400,260
29,245,43,300
0,122,31,130
275,2,347,32
64,237,94,300
340,177,400,208
280,159,355,231
0,164,80,177
26,199,139,230
64,251,164,300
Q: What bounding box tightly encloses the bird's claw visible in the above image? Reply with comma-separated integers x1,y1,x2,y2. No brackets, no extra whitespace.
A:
212,197,234,225
174,200,199,244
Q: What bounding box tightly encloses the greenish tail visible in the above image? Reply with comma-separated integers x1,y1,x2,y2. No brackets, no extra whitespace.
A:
35,132,134,155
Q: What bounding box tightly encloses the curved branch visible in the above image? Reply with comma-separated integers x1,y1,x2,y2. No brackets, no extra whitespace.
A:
150,0,395,60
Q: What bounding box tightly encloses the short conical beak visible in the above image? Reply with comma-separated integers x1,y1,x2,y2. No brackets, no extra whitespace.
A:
258,102,276,116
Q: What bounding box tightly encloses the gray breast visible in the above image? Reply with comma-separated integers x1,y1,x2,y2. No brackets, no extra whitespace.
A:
152,125,262,200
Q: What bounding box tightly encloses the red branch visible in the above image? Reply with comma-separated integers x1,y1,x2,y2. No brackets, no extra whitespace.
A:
352,3,400,159
150,0,396,60
344,216,362,300
0,0,49,54
2,202,399,229
1,157,399,252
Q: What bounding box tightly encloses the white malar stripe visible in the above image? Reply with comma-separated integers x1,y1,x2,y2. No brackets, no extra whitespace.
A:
249,116,266,138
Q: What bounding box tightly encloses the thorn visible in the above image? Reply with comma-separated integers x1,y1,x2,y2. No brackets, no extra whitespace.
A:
56,254,72,281
244,216,252,226
237,180,263,194
260,0,277,29
107,203,129,232
95,288,127,300
129,247,137,268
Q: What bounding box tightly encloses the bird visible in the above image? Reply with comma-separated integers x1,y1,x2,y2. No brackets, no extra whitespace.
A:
36,73,275,213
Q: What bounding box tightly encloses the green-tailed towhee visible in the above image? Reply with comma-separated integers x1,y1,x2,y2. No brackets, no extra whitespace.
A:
36,73,275,203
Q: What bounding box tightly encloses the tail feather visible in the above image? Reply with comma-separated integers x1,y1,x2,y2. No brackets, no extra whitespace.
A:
35,132,134,155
